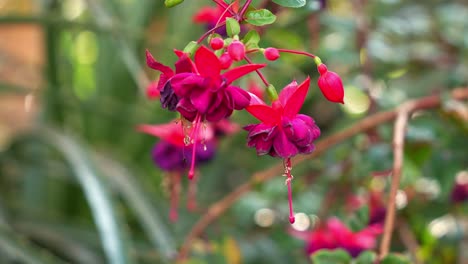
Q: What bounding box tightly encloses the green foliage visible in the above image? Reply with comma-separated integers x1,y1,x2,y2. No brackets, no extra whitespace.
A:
226,17,241,37
272,0,306,8
311,249,352,264
245,9,277,26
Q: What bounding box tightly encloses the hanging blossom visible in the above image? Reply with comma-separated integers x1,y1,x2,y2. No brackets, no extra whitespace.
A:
146,46,264,179
244,77,321,223
193,1,239,37
138,121,216,221
292,217,382,258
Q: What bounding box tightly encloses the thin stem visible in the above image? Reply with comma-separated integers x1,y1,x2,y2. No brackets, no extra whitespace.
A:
244,55,270,87
277,48,317,59
212,0,235,16
197,22,227,44
284,158,295,224
239,0,253,19
379,107,410,259
169,172,181,222
176,88,468,260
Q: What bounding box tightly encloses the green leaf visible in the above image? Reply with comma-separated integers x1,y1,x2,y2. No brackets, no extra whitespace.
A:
41,128,131,264
245,9,277,26
242,30,260,49
311,249,352,264
381,254,412,264
183,41,199,56
164,0,184,8
272,0,306,8
348,205,369,232
355,251,377,264
226,17,240,37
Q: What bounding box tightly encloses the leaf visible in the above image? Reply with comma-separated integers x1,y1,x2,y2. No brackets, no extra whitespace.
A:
381,254,412,264
41,128,131,264
348,205,369,232
355,251,377,264
242,30,260,50
226,17,241,37
164,0,184,8
311,249,352,264
94,155,177,261
272,0,306,8
244,9,277,26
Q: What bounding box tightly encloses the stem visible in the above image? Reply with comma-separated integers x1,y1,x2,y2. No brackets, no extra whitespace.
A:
169,172,181,222
212,0,235,16
176,88,468,260
244,55,270,87
276,49,317,59
284,158,295,224
239,0,253,19
379,107,410,259
197,22,227,44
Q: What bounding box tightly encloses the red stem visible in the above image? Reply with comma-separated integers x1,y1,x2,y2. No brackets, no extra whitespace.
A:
277,48,317,59
197,22,227,44
285,158,295,224
239,0,253,19
244,55,269,87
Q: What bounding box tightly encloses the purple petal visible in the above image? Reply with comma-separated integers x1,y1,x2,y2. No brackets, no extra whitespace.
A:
273,131,298,158
190,89,214,114
206,105,231,122
176,98,197,121
226,86,251,110
170,73,204,97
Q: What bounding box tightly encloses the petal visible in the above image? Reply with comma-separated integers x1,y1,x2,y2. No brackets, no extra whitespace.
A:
278,80,298,106
273,131,298,158
225,86,251,110
206,105,231,122
223,64,266,84
137,123,182,143
246,105,279,125
193,6,219,23
175,53,195,74
176,99,198,121
170,73,204,97
195,46,221,78
190,89,214,114
283,77,310,118
146,50,174,77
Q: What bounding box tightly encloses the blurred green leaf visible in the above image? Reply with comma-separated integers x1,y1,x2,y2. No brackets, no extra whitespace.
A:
245,9,277,26
354,251,377,264
272,0,306,8
41,128,131,264
311,249,352,264
381,254,412,264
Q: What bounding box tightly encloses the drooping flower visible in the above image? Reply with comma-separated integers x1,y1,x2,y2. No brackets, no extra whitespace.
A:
292,217,382,258
146,49,194,110
451,171,468,204
317,63,345,104
138,121,216,221
244,78,320,223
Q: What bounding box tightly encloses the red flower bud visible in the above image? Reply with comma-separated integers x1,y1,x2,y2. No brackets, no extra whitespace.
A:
210,37,224,50
317,64,344,104
264,47,280,61
219,52,233,69
227,40,245,61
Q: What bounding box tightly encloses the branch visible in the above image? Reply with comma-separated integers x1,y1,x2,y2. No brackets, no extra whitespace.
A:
379,106,410,259
177,88,468,259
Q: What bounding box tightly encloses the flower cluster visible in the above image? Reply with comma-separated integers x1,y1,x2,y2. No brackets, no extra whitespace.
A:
141,1,345,222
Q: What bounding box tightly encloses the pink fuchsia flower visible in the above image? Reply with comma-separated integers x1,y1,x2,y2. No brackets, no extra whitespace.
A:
244,77,320,159
317,63,344,104
138,121,216,221
244,77,320,223
170,46,264,123
146,81,160,99
293,217,382,258
451,171,468,204
146,49,194,110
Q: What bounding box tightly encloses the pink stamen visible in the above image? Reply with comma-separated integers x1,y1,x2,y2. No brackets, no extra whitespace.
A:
187,172,198,211
188,114,202,180
169,172,181,222
285,158,295,224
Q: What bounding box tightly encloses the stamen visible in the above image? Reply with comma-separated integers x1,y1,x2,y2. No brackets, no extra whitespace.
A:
188,114,202,180
187,172,198,211
169,172,181,222
284,158,295,224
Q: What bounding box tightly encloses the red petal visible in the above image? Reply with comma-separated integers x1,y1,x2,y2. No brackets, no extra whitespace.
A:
145,50,174,77
246,104,279,125
223,64,266,84
194,46,221,78
283,77,310,118
173,49,185,57
193,6,219,23
136,124,181,141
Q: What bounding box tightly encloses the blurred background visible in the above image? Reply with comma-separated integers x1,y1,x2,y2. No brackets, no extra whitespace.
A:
0,0,467,263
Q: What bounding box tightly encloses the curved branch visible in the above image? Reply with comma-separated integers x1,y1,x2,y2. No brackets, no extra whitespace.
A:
178,88,468,259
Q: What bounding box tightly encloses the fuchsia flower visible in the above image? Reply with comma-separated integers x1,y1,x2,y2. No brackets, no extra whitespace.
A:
317,64,345,104
245,78,320,223
146,49,194,110
193,2,238,37
451,171,468,204
245,77,320,158
293,218,382,258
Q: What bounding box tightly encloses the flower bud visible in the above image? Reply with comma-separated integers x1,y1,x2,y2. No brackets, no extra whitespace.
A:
227,40,245,61
219,53,233,69
317,64,344,104
264,47,280,61
210,37,224,50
